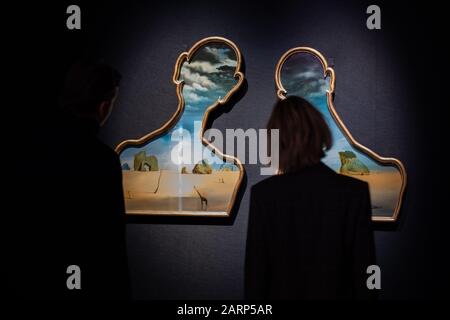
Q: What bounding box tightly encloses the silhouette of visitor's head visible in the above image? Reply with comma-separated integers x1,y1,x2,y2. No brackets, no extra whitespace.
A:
60,60,121,126
267,95,333,173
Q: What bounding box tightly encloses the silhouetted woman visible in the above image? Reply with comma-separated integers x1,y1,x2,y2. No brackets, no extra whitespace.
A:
245,96,376,299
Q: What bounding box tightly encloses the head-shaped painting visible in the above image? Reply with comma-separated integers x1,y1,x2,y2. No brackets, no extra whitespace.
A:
116,37,244,216
275,47,406,222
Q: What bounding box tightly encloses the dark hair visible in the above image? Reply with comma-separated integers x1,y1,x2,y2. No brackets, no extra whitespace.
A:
60,60,121,116
267,95,332,173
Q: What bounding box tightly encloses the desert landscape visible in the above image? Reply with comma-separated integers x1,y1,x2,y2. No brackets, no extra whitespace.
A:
122,170,240,215
347,169,402,217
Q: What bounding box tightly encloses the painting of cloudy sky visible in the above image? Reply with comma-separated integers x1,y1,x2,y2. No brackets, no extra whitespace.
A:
120,43,240,172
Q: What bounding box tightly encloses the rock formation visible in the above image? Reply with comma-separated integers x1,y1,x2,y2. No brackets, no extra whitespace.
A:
192,159,212,174
134,150,159,171
339,151,370,175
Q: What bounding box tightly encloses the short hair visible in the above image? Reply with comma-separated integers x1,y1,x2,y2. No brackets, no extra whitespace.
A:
60,60,121,116
267,95,332,173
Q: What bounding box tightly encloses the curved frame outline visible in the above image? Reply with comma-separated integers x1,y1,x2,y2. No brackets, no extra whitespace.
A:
275,47,407,222
115,36,245,217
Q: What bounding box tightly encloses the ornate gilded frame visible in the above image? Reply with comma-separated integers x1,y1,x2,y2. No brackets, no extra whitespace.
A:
275,47,407,222
115,36,245,217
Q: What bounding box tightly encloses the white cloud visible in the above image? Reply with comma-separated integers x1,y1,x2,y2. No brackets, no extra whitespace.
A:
185,91,209,103
205,47,237,67
192,82,208,92
205,47,225,60
184,84,207,94
181,68,217,89
295,70,321,79
185,59,236,74
186,61,218,73
222,58,237,67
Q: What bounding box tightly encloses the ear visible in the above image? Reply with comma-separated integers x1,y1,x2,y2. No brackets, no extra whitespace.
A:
96,87,119,126
98,100,110,115
97,100,112,126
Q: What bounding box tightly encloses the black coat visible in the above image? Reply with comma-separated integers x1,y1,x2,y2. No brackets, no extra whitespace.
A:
8,112,129,299
245,162,376,300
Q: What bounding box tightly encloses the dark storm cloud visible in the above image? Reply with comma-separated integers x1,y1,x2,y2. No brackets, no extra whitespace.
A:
217,65,235,73
281,53,328,98
193,48,222,64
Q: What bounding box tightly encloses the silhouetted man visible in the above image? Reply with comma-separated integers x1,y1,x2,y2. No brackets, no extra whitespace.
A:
9,61,129,299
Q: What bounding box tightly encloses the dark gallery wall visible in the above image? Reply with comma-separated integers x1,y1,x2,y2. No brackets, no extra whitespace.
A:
12,0,447,299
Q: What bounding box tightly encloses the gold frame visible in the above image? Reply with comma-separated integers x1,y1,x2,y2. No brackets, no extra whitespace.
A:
275,47,407,222
115,36,245,217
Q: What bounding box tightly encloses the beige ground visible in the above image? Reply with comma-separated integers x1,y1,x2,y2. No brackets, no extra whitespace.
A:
122,170,240,214
122,169,402,217
346,170,403,217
